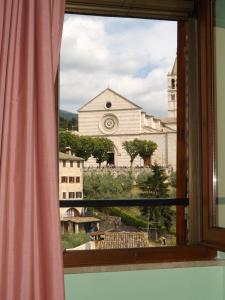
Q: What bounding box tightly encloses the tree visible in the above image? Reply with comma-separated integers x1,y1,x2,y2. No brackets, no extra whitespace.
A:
59,131,76,152
83,171,134,199
61,232,90,250
92,137,114,167
137,163,175,232
122,139,140,167
73,136,94,161
59,116,78,131
136,140,157,166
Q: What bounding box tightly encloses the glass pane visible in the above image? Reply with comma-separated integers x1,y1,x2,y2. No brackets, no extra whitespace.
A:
59,14,179,248
61,206,176,250
214,0,225,227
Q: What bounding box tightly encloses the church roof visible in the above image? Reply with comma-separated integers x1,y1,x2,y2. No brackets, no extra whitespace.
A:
78,88,142,112
168,57,177,76
159,117,177,124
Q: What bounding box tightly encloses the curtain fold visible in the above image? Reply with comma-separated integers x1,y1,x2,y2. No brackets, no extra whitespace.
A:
0,1,65,299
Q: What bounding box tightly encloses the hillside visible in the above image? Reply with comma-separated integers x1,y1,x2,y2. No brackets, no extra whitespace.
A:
59,110,78,130
59,109,78,121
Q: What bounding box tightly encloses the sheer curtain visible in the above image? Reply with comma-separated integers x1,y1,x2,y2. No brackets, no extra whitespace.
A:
0,1,65,299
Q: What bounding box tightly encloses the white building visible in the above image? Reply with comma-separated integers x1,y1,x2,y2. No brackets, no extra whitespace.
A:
59,152,100,234
77,59,177,169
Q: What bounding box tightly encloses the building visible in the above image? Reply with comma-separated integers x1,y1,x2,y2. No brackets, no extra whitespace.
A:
69,231,150,250
78,60,177,169
59,151,84,203
59,151,100,233
59,151,100,234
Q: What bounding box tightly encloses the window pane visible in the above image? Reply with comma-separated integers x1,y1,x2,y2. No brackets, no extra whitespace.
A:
59,15,181,249
61,205,176,250
214,0,225,227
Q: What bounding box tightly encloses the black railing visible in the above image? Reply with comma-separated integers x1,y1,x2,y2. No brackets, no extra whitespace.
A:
59,198,189,207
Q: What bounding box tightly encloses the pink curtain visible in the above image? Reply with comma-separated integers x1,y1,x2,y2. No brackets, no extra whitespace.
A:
0,1,65,299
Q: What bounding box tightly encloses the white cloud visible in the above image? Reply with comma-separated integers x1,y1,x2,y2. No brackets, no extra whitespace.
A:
60,15,177,116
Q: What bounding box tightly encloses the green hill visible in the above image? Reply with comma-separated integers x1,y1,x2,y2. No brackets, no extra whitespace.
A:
59,109,78,121
59,110,78,130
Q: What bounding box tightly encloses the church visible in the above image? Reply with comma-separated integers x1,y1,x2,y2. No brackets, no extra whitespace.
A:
78,59,177,169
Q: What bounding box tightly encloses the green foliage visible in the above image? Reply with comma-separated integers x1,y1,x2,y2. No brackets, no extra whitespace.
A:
138,163,169,198
137,163,175,232
83,171,134,199
59,116,78,131
61,231,90,249
107,207,148,228
59,131,76,152
136,139,157,166
122,138,157,167
136,169,152,185
170,171,176,188
59,132,112,163
92,137,114,167
122,139,140,167
73,136,94,161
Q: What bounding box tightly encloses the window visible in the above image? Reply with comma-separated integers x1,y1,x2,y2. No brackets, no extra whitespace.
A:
76,177,80,183
171,79,176,89
61,0,220,267
62,192,66,199
199,0,225,250
69,176,75,183
171,94,175,101
63,160,66,167
61,176,68,183
77,162,80,168
68,192,75,199
70,161,73,167
106,101,112,109
76,192,82,198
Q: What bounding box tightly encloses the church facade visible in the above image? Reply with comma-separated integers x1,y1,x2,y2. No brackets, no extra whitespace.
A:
78,59,177,169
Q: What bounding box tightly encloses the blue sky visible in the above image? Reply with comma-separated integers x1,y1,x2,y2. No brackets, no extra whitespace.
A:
60,15,177,116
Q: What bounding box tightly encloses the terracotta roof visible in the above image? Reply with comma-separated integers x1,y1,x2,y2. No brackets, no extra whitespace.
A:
95,231,150,249
59,152,84,161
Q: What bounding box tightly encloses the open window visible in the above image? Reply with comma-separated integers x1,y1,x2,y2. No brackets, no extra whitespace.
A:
199,0,225,251
58,0,225,267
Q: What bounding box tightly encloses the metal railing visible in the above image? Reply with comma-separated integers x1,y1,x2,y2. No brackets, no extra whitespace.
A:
59,198,189,208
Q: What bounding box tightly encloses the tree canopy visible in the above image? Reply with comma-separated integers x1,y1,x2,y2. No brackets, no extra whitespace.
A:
123,138,157,167
136,140,157,166
92,137,114,167
83,171,134,199
59,131,76,153
73,136,94,161
59,131,114,165
122,139,140,167
137,163,175,232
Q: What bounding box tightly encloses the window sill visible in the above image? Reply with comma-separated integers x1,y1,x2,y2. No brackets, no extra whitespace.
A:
64,257,225,274
63,245,217,270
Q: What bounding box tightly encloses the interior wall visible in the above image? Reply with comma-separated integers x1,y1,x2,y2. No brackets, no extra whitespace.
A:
64,266,224,300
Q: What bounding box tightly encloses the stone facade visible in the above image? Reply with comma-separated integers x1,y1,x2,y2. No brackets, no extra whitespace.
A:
78,60,177,169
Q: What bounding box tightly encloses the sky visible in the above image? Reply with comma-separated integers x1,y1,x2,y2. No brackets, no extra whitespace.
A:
60,15,177,116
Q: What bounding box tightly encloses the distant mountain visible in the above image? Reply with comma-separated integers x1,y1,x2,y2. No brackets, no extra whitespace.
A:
59,110,78,121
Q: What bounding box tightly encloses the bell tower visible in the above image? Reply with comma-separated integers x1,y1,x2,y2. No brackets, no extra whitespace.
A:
167,57,177,118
